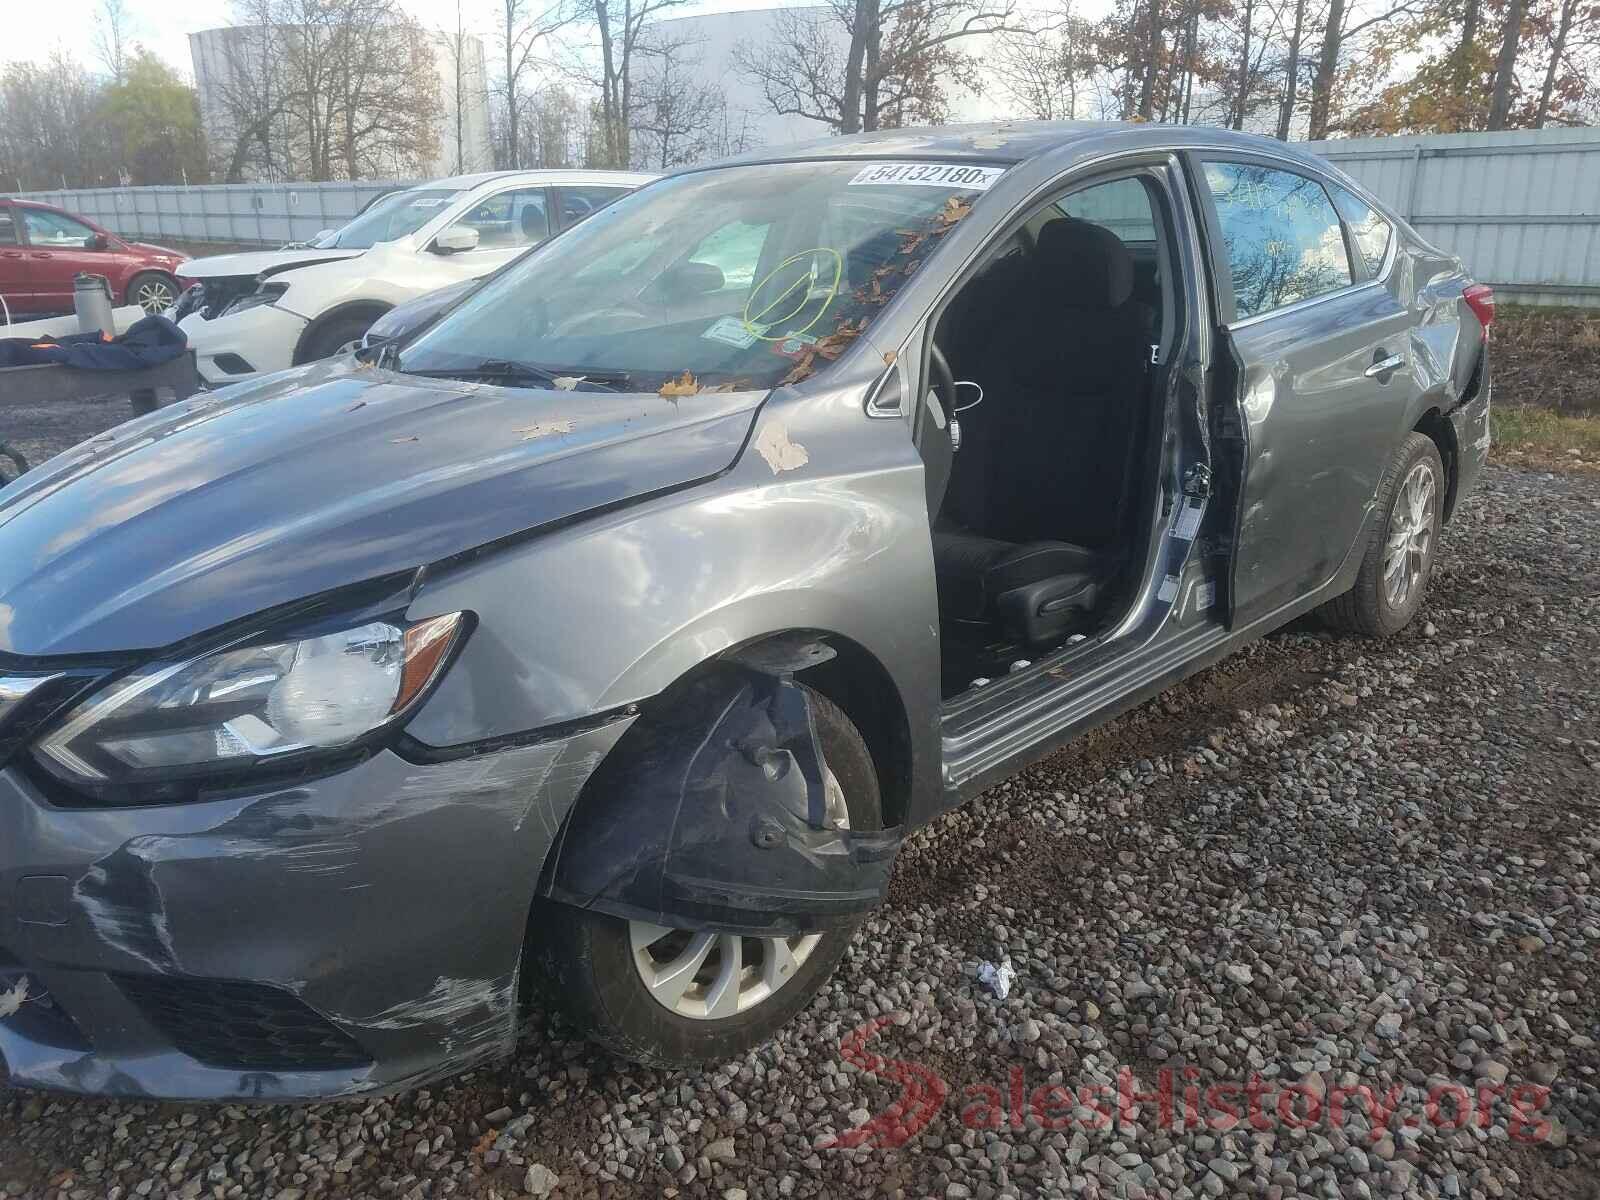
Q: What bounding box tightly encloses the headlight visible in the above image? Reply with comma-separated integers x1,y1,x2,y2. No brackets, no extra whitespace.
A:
222,281,289,317
34,613,466,802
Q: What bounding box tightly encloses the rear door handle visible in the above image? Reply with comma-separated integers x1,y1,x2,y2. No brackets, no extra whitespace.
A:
1364,352,1404,378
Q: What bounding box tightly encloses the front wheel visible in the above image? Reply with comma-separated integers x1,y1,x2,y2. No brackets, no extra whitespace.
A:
1320,432,1444,637
126,272,177,315
537,687,881,1068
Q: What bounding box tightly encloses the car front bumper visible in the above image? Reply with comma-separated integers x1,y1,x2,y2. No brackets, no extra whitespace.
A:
0,719,630,1101
177,305,307,387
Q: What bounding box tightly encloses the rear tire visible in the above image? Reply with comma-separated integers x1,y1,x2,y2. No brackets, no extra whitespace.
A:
1320,432,1443,637
537,686,881,1068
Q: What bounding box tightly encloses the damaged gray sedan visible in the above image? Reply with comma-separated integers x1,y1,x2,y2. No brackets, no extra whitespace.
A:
0,122,1493,1101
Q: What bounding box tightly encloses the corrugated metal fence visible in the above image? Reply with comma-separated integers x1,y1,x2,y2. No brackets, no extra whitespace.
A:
12,181,417,249
1307,127,1600,308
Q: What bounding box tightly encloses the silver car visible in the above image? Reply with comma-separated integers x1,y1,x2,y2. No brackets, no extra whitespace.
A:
0,122,1492,1100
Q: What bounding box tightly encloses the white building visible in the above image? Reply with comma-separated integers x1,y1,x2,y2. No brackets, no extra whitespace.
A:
190,25,493,182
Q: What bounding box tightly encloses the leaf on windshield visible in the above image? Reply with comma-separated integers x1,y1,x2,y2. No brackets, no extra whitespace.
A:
939,196,973,227
517,419,575,440
781,349,818,386
659,371,703,397
815,319,866,360
897,229,927,256
552,376,586,391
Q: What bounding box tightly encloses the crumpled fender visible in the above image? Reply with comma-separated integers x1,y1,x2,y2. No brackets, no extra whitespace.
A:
541,667,902,936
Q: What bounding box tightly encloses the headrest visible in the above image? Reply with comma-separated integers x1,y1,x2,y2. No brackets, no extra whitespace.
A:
521,205,546,238
1034,217,1134,309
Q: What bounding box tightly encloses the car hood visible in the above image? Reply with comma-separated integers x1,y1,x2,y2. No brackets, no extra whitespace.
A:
0,361,767,656
129,241,184,259
177,247,368,280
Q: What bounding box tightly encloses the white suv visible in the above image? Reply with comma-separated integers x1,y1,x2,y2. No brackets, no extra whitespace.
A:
170,169,655,387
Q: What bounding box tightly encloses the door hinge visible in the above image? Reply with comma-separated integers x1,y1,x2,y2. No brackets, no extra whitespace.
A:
1183,463,1213,498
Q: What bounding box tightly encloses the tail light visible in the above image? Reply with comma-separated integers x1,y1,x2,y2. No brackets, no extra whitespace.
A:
1463,284,1495,334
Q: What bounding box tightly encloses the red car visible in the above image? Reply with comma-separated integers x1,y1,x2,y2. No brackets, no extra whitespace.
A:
0,198,186,321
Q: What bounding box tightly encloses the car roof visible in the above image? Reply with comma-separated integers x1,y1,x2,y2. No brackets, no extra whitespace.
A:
706,120,1337,174
424,169,659,191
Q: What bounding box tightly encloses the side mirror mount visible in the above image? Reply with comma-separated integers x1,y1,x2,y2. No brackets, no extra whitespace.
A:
431,226,480,255
313,228,336,243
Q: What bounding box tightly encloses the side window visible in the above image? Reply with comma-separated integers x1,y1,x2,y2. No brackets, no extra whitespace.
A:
1203,162,1353,319
685,220,771,296
1055,176,1157,243
559,186,627,228
0,209,17,245
445,188,549,249
22,209,97,248
1328,184,1392,277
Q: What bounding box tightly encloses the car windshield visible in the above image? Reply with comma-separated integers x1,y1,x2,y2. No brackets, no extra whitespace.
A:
396,160,1005,392
317,188,463,249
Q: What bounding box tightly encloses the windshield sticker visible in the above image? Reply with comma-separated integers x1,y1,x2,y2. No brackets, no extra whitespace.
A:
702,316,767,349
408,198,452,208
848,163,1005,191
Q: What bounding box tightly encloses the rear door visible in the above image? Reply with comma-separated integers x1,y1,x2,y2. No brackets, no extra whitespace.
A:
1191,155,1416,628
0,204,32,316
19,206,107,312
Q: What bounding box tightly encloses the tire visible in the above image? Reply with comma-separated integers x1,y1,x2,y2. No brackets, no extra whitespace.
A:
126,272,178,315
539,685,882,1068
299,313,380,364
1319,432,1444,637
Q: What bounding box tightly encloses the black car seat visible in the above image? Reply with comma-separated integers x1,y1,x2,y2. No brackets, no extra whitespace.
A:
929,218,1150,648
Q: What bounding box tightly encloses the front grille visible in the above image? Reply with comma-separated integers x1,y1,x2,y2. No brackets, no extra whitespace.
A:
0,948,90,1051
115,973,371,1072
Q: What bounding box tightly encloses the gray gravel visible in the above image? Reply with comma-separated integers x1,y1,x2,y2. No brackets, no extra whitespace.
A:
2,462,1598,1200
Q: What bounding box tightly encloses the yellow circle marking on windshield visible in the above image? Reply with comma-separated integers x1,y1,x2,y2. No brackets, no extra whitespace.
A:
743,248,843,341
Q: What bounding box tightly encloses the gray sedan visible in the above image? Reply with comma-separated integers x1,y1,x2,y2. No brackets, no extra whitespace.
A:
0,121,1491,1100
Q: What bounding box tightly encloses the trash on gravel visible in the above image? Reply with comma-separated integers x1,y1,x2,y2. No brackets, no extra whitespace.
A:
977,960,1016,1000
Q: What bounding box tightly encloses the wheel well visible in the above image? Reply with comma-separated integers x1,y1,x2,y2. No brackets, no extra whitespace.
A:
1413,407,1461,522
293,301,390,364
790,636,914,831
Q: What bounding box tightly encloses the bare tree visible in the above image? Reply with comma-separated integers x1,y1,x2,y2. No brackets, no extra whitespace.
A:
438,0,489,174
1487,0,1530,126
737,0,1018,134
0,52,111,189
582,0,697,169
1533,0,1580,125
992,13,1096,120
93,0,134,84
629,32,726,168
496,0,574,169
1274,0,1308,137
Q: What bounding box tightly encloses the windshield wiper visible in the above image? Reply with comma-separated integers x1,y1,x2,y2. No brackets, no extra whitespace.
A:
403,359,623,392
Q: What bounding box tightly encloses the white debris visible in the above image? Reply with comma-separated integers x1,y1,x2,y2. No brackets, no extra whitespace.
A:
0,976,30,1017
976,960,1015,1000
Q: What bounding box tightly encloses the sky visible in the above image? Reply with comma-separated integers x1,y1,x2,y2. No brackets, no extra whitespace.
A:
1,0,832,77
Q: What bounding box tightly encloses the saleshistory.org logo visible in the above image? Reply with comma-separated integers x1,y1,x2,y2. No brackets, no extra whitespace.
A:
820,1017,1560,1151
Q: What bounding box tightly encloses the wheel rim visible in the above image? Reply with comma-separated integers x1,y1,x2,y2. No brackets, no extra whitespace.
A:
1382,460,1436,610
136,280,174,313
629,765,850,1021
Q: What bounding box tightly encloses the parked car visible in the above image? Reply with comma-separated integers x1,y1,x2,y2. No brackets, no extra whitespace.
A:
0,123,1492,1101
0,198,185,320
171,169,654,387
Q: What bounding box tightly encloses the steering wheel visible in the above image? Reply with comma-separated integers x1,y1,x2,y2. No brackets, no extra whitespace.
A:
551,302,652,337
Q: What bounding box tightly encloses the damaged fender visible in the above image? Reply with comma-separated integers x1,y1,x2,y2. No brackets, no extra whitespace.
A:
542,667,902,936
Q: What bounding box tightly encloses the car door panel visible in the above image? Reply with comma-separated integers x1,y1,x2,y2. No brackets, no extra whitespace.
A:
20,208,106,312
0,204,32,315
1190,154,1420,628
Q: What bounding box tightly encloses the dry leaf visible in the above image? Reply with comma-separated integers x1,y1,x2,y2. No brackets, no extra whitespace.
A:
969,134,1010,149
552,376,585,391
659,370,702,398
815,322,864,360
517,419,575,440
391,435,420,444
883,350,898,365
939,196,974,226
781,350,817,386
0,976,28,1018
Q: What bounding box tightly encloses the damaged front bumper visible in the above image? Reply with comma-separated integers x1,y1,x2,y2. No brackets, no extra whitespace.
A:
177,304,306,387
0,718,630,1101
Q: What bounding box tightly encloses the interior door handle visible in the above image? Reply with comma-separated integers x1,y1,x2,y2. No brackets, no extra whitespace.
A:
1364,353,1404,378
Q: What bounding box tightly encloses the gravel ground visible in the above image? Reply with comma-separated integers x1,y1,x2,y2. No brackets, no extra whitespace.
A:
1,450,1597,1199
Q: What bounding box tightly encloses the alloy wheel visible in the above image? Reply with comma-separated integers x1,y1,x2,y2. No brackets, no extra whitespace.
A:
1383,460,1436,610
629,765,851,1021
135,279,176,314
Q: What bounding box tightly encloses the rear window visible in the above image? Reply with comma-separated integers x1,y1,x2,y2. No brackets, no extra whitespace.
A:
1329,184,1393,277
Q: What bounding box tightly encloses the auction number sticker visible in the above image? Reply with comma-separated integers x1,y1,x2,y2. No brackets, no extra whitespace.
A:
848,163,1006,190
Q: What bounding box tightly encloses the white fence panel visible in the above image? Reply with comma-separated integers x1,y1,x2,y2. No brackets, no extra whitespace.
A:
1307,128,1600,307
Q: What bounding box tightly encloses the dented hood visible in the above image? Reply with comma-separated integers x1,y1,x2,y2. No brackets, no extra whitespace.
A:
0,362,767,656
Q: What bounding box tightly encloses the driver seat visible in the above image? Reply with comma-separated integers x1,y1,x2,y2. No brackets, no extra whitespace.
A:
932,530,1101,647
